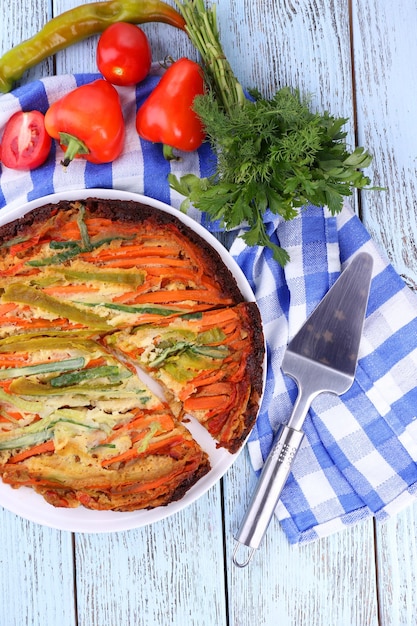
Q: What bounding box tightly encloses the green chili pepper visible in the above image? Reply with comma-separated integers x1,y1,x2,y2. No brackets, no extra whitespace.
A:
49,240,80,250
0,388,42,413
27,235,135,267
0,0,186,93
2,283,111,330
9,377,138,397
0,429,53,451
0,410,99,451
59,268,145,286
50,365,127,388
76,204,93,251
0,332,98,351
83,301,185,315
27,246,83,267
0,357,85,380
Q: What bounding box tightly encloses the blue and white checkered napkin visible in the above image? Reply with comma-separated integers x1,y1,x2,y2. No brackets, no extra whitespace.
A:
231,206,417,543
0,68,215,222
2,73,417,544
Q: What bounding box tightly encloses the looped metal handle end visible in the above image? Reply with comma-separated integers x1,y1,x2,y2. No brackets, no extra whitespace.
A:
232,542,256,568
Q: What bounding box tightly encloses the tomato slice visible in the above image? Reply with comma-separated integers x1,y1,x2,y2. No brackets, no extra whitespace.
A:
1,110,52,170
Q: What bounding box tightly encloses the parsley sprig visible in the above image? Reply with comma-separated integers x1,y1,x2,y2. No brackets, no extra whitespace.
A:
171,0,373,266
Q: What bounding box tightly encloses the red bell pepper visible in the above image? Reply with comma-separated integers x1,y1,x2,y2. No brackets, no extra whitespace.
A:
136,58,206,159
44,79,125,165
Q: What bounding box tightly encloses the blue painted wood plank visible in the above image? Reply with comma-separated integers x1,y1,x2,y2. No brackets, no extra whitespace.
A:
1,0,417,625
74,485,227,626
375,503,417,626
352,0,417,288
224,449,379,626
0,509,76,626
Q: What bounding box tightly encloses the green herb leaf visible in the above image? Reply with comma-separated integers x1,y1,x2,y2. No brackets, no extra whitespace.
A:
173,0,375,266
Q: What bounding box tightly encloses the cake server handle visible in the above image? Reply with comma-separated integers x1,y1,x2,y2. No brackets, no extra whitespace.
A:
232,424,305,567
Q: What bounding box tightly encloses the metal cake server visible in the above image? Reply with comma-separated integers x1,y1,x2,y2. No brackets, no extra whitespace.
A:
233,251,374,567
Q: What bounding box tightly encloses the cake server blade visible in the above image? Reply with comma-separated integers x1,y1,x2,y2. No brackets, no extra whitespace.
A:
233,251,373,567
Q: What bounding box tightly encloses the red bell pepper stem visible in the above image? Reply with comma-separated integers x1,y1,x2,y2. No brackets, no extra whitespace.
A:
163,144,179,161
59,132,89,166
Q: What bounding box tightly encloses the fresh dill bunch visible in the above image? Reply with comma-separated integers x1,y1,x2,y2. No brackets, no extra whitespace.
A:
170,87,372,265
171,0,373,266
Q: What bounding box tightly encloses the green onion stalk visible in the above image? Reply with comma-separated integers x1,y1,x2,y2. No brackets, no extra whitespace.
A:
175,0,246,115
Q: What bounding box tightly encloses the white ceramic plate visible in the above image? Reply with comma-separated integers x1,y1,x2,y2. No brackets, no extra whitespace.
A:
0,189,264,533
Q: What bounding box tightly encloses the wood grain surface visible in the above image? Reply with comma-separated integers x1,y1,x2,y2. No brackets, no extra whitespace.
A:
1,1,417,625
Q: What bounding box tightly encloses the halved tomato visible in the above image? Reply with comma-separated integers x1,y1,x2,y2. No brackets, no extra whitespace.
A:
1,110,51,170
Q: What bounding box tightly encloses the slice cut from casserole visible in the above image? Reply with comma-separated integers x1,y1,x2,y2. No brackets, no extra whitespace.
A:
104,302,265,453
0,332,210,510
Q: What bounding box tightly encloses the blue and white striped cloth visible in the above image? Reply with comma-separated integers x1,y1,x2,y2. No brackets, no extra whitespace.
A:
2,72,417,544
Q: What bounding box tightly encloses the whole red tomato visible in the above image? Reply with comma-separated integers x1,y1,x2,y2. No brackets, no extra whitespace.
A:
1,110,51,170
97,23,152,86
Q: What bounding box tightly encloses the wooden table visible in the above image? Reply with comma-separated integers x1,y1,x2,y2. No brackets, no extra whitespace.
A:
1,1,417,624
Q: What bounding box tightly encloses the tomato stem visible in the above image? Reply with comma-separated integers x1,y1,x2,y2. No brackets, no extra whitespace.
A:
58,132,89,166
